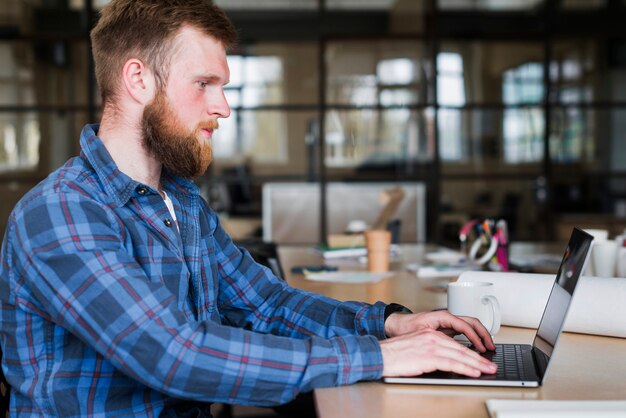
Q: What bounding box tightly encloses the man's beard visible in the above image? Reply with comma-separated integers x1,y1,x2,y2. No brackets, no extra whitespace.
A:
142,91,217,179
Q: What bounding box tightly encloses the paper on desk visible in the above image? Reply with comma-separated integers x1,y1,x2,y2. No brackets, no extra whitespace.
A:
425,250,467,264
486,400,626,418
316,244,401,259
458,271,626,338
304,271,393,283
408,263,482,278
407,250,481,278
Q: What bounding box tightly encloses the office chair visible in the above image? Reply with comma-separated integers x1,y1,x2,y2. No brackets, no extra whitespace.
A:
235,239,285,280
386,219,401,244
1,347,10,417
221,165,261,217
220,241,316,418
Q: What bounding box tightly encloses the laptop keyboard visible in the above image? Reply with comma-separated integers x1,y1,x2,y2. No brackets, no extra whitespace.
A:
477,344,537,381
494,344,527,380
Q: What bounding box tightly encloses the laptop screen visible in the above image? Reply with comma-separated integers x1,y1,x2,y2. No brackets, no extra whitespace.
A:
531,228,594,375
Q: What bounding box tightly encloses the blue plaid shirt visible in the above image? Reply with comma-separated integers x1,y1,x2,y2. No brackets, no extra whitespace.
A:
0,124,386,417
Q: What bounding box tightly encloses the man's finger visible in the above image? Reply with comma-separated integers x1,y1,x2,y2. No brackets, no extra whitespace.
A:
436,312,494,352
428,345,497,377
458,316,496,351
429,331,496,370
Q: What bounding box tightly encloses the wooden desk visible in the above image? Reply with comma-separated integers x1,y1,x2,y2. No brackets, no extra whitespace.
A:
279,243,563,310
278,244,626,418
313,328,626,418
281,244,449,311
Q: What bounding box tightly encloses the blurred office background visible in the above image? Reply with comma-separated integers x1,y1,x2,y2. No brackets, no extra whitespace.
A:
2,0,626,245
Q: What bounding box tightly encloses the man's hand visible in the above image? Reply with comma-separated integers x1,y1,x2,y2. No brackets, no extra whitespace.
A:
380,310,497,377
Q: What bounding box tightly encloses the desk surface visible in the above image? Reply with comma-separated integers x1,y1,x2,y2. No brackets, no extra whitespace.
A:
278,244,626,418
280,243,563,311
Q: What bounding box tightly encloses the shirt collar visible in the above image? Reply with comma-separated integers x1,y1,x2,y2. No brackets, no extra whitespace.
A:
79,123,200,206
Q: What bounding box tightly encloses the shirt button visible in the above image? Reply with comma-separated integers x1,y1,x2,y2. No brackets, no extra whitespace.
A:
137,186,148,195
164,218,173,227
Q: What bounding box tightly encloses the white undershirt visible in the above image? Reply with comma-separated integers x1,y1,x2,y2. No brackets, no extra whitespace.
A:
162,190,179,231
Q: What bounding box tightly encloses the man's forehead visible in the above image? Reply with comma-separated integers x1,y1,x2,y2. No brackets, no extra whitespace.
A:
169,27,230,77
173,25,227,55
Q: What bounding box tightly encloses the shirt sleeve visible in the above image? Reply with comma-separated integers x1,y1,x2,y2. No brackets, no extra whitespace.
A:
8,191,384,407
212,212,389,341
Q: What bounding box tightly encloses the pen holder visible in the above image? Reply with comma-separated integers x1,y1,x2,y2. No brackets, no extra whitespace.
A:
459,218,509,272
469,235,499,266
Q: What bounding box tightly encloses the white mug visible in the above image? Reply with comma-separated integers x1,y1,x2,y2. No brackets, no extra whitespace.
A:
583,228,609,242
617,247,626,278
591,240,619,278
447,281,501,336
583,229,609,276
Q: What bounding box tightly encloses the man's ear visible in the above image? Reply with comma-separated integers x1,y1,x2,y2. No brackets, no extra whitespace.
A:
121,58,156,104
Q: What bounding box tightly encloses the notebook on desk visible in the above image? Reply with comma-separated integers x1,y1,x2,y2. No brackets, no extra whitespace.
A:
384,227,594,388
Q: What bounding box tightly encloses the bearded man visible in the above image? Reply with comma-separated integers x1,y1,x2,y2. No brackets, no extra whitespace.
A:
0,1,496,416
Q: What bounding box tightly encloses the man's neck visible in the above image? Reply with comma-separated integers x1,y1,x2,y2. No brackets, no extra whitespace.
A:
98,111,163,192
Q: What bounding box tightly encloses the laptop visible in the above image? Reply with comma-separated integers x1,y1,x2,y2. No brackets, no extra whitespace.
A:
384,227,594,388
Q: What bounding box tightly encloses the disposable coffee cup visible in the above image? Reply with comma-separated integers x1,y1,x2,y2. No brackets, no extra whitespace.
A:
365,230,391,273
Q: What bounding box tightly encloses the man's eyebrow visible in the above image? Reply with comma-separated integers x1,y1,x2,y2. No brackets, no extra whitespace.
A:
196,74,220,81
195,74,229,85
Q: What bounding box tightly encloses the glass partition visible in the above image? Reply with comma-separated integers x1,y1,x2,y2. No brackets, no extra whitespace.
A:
550,41,600,104
227,42,319,106
0,112,40,172
0,41,90,107
439,107,545,170
215,0,317,10
323,109,435,169
437,0,545,11
439,41,544,104
326,40,432,106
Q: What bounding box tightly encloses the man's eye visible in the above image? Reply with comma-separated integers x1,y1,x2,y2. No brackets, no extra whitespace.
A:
198,81,207,88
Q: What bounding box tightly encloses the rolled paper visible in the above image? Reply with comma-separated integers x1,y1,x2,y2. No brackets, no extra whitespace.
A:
458,271,626,338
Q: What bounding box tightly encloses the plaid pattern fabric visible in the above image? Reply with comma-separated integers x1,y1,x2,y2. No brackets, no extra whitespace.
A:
0,124,386,417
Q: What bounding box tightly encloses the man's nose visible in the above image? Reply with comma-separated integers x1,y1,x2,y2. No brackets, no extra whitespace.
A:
209,89,230,119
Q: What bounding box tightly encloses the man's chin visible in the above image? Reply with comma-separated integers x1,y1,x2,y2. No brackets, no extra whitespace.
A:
166,159,212,179
198,159,213,176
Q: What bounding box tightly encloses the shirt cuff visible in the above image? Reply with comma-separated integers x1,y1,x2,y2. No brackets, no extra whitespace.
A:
330,334,384,385
383,303,413,339
351,301,388,340
384,303,413,321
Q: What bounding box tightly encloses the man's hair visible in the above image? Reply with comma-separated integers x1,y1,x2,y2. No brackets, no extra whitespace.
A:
90,0,237,105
